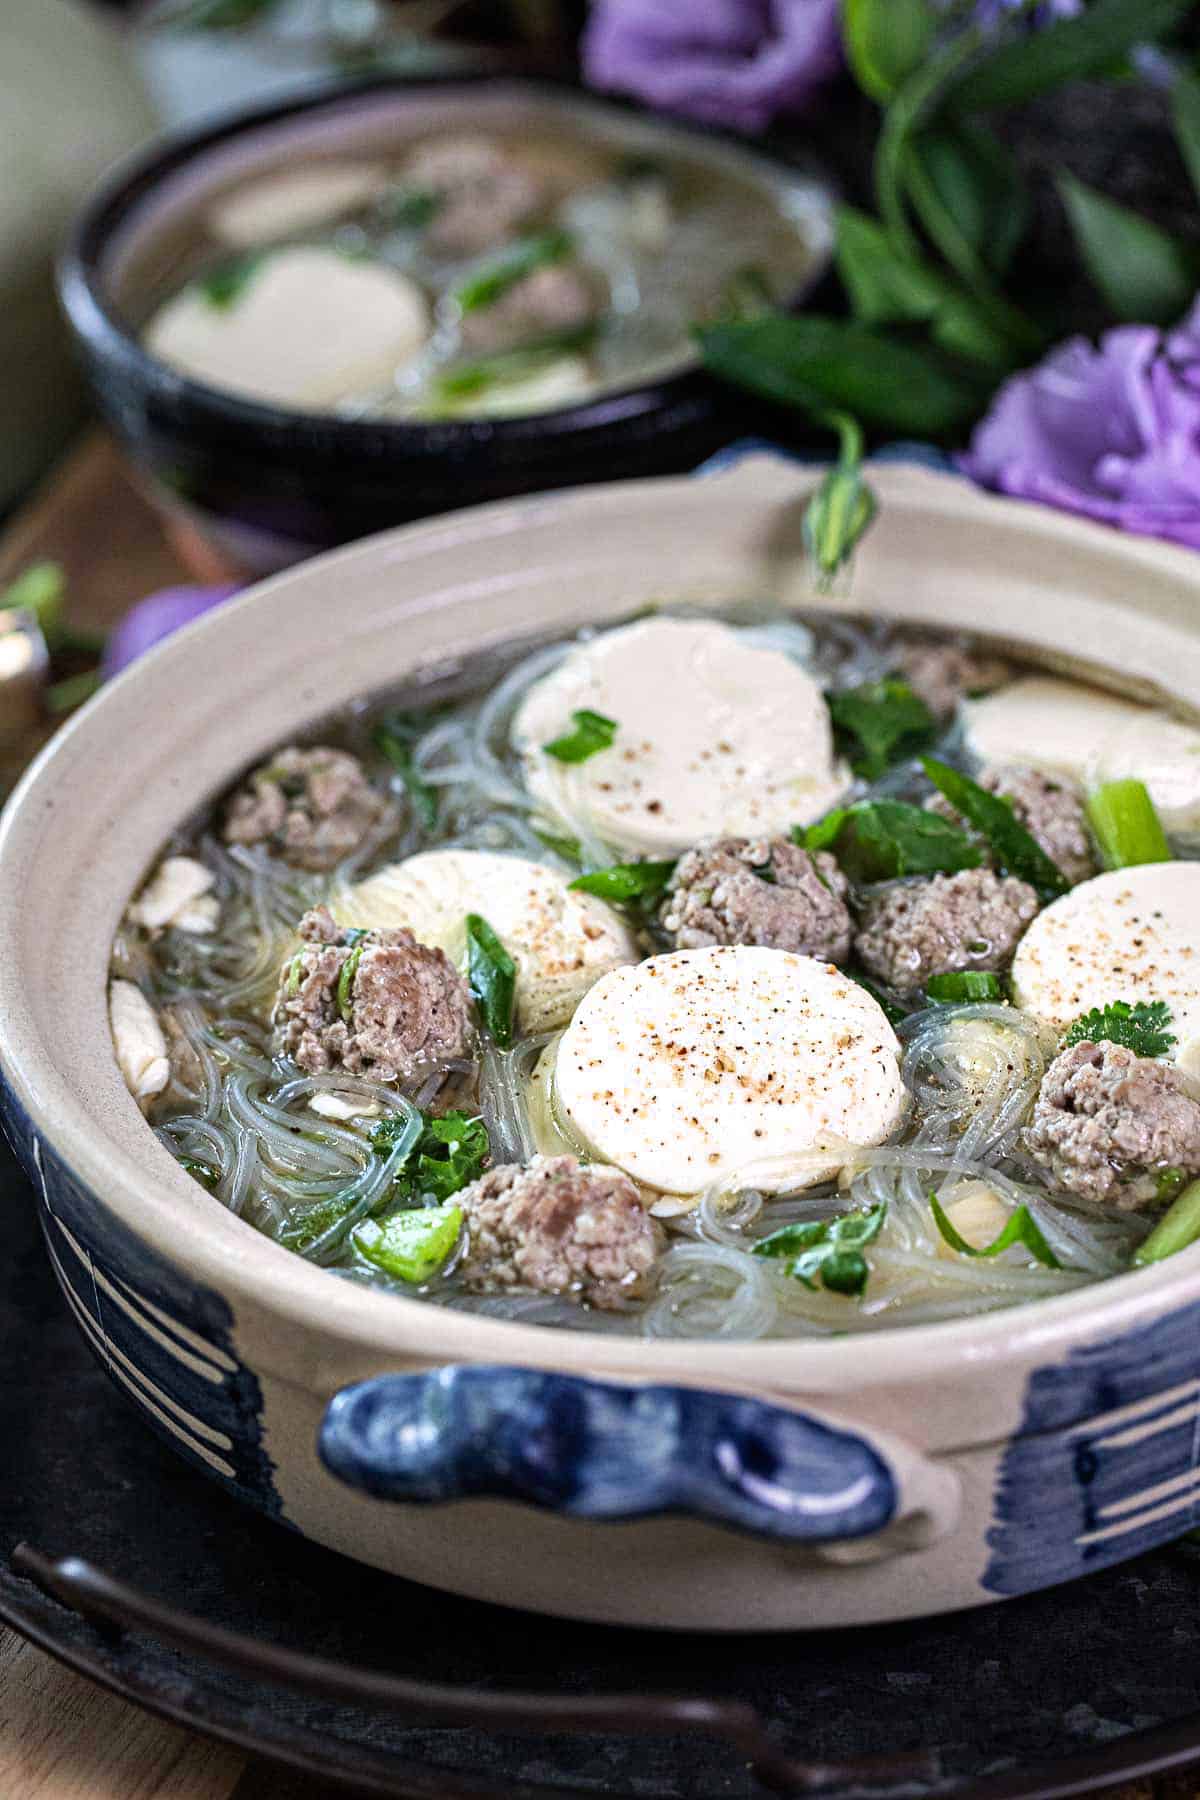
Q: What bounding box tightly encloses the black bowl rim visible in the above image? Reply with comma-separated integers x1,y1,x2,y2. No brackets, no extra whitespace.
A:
59,69,835,459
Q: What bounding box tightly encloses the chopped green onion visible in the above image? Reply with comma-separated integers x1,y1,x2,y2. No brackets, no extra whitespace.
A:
569,860,676,905
1086,778,1171,870
1062,999,1175,1058
929,1191,1060,1268
285,952,305,998
926,971,1005,1004
922,757,1069,902
1134,1179,1200,1266
352,1202,464,1283
373,718,439,831
826,678,936,780
543,708,617,764
799,799,981,882
466,912,516,1049
433,324,598,401
532,825,583,864
336,936,367,1021
453,230,573,314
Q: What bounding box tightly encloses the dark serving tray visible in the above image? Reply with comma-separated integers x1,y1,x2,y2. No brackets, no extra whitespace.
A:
6,1127,1200,1800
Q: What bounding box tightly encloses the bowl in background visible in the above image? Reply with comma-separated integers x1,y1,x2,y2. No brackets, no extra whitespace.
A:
60,77,835,575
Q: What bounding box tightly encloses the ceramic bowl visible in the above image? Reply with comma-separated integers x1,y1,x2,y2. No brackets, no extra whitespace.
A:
4,454,1200,1632
58,76,834,576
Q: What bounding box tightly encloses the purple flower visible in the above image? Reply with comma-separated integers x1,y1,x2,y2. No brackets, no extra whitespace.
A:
102,584,239,678
961,303,1200,550
581,0,842,134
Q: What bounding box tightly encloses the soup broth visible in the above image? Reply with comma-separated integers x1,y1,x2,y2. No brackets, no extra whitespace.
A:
110,606,1200,1339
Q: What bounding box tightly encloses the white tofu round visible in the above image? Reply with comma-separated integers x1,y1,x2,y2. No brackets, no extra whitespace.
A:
208,162,389,248
963,675,1200,831
512,618,851,856
554,946,905,1195
333,849,638,1035
145,247,429,411
1010,863,1200,1071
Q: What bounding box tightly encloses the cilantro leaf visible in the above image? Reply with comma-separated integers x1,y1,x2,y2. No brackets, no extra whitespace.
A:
543,709,618,764
798,799,981,882
374,715,438,831
826,678,937,779
929,1191,1060,1269
372,1109,490,1206
1062,999,1176,1058
752,1202,887,1296
922,757,1069,902
569,859,676,906
466,913,517,1048
352,1202,464,1284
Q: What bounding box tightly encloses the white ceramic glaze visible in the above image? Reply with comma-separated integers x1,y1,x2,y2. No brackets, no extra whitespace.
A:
4,456,1200,1628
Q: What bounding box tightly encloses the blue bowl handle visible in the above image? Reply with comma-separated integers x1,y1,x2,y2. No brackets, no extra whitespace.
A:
318,1366,960,1549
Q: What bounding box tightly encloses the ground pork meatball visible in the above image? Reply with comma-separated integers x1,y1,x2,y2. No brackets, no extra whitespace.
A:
1024,1040,1200,1210
456,1154,662,1310
403,135,544,256
223,747,393,873
275,906,473,1084
929,763,1097,886
891,639,1012,722
854,868,1039,992
661,837,852,960
459,262,598,355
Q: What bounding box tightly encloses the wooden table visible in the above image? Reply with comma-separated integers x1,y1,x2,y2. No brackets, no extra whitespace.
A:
1,436,1197,1800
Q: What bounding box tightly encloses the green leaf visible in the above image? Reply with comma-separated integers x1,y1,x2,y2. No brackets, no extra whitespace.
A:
826,678,937,780
926,970,1005,1004
1170,69,1200,205
569,860,676,905
374,1109,491,1203
466,912,516,1049
952,0,1196,111
532,825,584,864
753,1202,887,1297
385,186,440,231
835,208,1020,368
353,1202,464,1283
916,123,1029,274
543,708,618,764
1085,779,1172,870
197,252,265,310
696,315,985,437
1062,1000,1176,1059
336,938,367,1022
799,800,982,883
433,323,599,402
2,560,65,630
929,1191,1060,1268
1134,1178,1200,1265
1057,173,1200,326
373,717,439,831
453,230,573,314
842,0,933,101
921,757,1069,902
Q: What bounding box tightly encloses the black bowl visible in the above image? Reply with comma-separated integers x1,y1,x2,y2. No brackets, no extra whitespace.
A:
60,74,835,574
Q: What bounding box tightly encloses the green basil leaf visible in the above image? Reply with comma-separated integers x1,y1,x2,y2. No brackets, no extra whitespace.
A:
1057,173,1200,326
543,708,618,764
929,1191,1060,1269
952,0,1195,111
696,316,985,436
1062,999,1176,1059
466,912,516,1048
921,757,1069,902
799,800,981,883
453,230,573,314
373,718,438,831
569,860,676,905
352,1202,464,1283
842,0,934,101
827,678,937,779
926,970,1005,1004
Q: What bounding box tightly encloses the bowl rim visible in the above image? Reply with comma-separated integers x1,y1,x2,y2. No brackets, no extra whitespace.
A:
6,459,1200,1413
58,69,835,451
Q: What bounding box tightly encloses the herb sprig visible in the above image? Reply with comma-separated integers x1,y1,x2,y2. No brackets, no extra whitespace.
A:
827,677,936,779
1062,1000,1176,1059
752,1203,887,1297
800,799,981,882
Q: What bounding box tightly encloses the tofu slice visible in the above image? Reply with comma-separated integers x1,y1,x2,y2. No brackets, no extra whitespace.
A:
512,617,851,857
554,946,905,1195
146,247,430,411
963,675,1200,831
1010,862,1200,1071
333,849,638,1035
208,163,390,247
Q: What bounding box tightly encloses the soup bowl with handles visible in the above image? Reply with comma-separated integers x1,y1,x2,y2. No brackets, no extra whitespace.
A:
4,454,1200,1632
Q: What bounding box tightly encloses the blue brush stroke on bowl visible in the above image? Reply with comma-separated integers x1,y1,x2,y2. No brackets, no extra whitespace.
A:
319,1365,897,1541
